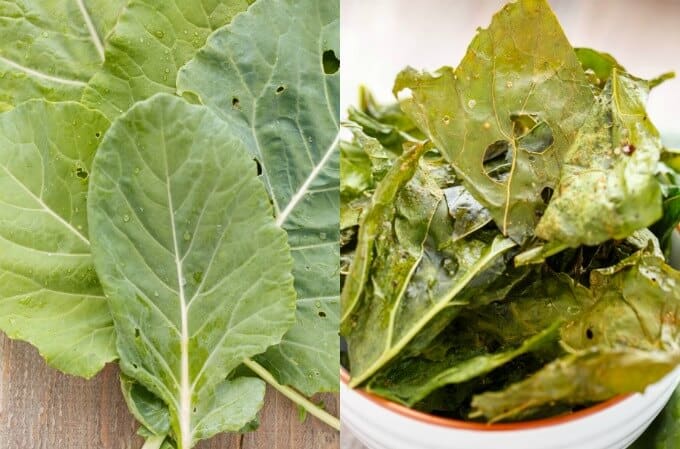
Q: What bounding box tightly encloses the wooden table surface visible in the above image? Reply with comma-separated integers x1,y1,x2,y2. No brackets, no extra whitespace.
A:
0,335,339,449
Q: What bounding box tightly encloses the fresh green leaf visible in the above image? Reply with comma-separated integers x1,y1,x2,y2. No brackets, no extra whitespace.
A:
0,0,125,108
393,0,594,241
176,0,340,397
535,70,663,247
88,94,292,449
121,374,171,436
0,99,115,378
367,322,561,407
81,0,252,119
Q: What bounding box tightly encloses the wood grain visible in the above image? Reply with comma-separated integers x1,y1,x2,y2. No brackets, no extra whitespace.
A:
0,335,338,449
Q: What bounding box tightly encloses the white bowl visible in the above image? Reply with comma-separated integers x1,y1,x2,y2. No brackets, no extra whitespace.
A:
341,367,680,449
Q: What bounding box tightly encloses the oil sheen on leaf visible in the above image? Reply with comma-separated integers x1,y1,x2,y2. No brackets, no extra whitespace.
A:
535,70,664,247
88,94,295,449
176,0,340,396
393,0,593,242
0,100,115,378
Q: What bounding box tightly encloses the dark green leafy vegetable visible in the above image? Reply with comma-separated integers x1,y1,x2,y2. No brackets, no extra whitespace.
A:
393,0,593,242
535,71,664,248
0,0,340,446
341,0,680,428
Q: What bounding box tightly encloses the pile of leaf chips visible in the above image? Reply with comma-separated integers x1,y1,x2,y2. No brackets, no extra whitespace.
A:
340,0,680,423
0,0,339,448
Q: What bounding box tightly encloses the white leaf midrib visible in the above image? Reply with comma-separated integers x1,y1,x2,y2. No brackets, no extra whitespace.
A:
0,164,90,246
275,131,339,227
75,0,105,61
0,55,87,87
161,142,192,449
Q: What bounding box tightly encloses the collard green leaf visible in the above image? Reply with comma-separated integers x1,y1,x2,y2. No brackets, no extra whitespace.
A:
340,142,434,330
366,322,560,407
562,252,680,352
471,347,680,422
443,185,492,243
0,100,115,378
88,94,293,448
463,271,593,346
574,47,624,89
121,375,171,436
535,70,663,247
0,0,125,108
340,139,373,201
472,252,680,422
81,0,252,119
177,0,340,396
652,164,680,258
346,176,517,387
393,0,593,241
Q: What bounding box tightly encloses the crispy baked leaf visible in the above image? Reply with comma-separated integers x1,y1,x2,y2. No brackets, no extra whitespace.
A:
463,272,593,346
562,252,680,352
367,322,560,407
341,142,434,330
0,0,125,109
345,170,517,387
443,186,492,243
81,0,252,119
472,252,680,422
0,100,115,378
176,0,340,397
535,70,663,247
471,348,680,422
652,165,680,258
340,139,373,200
88,94,293,448
393,0,593,241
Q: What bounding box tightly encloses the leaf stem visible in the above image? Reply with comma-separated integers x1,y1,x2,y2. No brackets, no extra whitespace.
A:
243,358,340,431
141,435,166,449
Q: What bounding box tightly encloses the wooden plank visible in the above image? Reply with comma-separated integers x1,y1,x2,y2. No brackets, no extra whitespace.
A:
0,335,338,449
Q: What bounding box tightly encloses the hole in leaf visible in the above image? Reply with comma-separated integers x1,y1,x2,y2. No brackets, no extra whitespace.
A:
586,328,594,339
193,407,197,413
76,167,88,179
276,85,285,94
483,140,512,182
95,132,101,138
540,186,554,204
253,158,262,176
132,363,138,369
510,113,537,137
512,114,554,154
232,97,240,109
322,49,340,74
134,328,140,337
318,311,326,318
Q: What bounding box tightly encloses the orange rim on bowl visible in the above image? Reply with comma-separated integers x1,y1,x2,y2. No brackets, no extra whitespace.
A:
340,369,630,431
